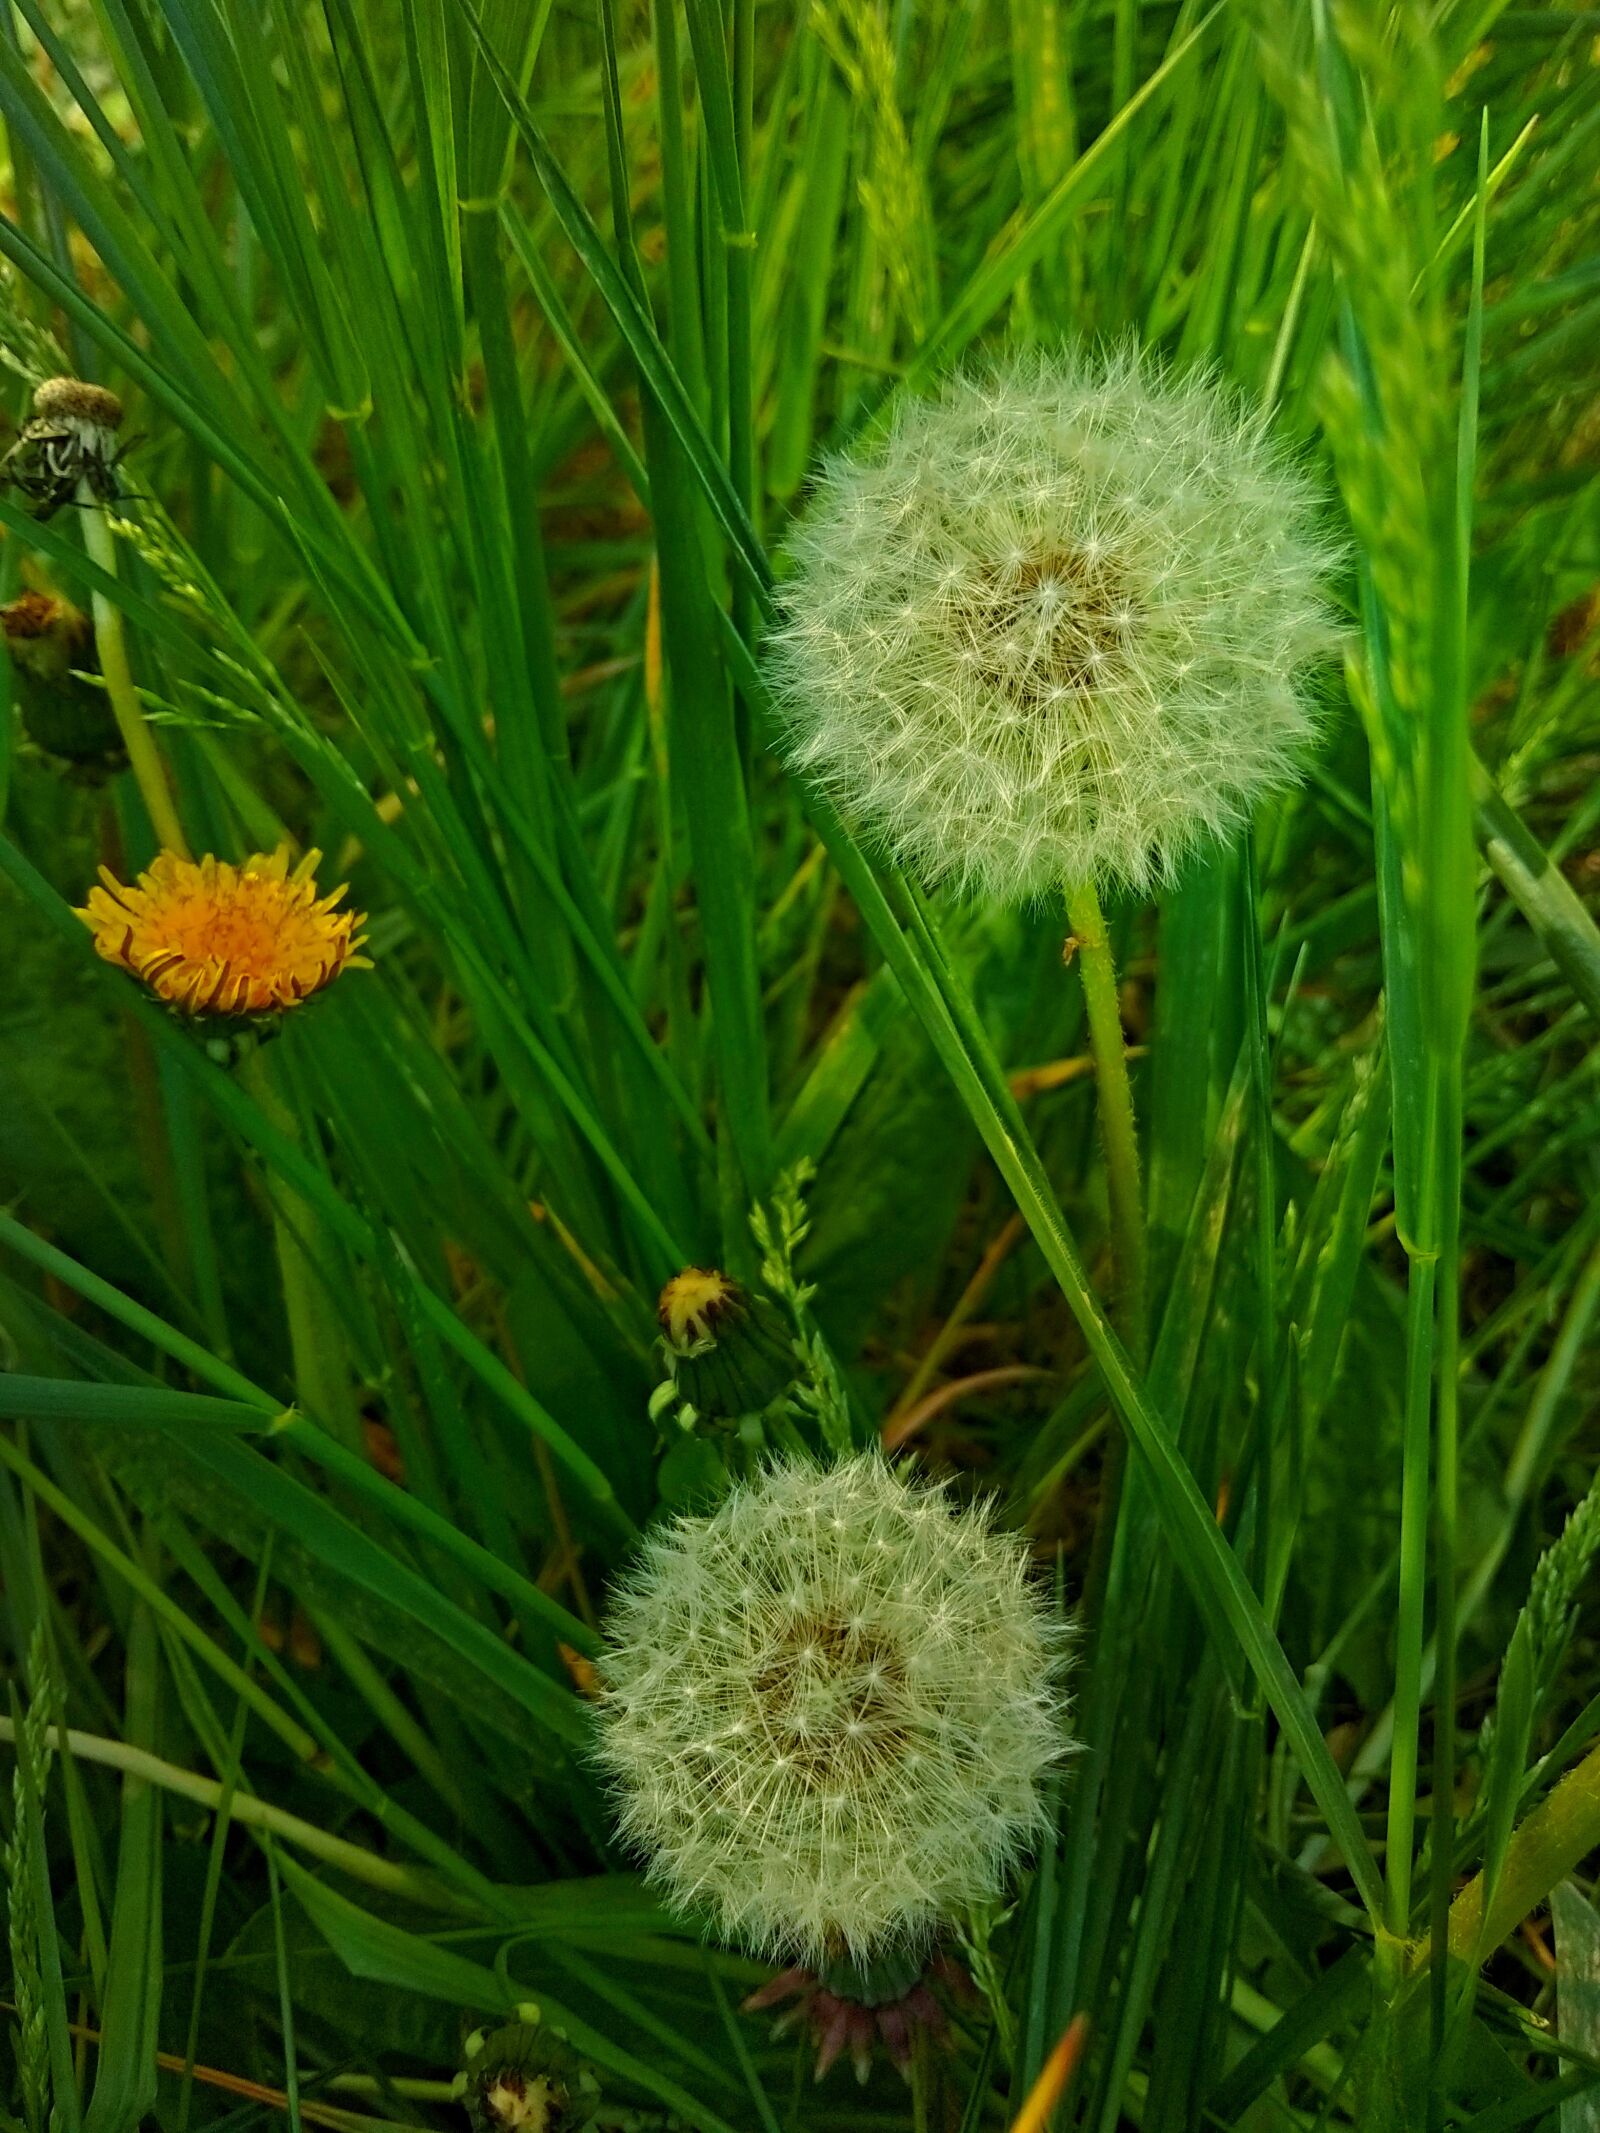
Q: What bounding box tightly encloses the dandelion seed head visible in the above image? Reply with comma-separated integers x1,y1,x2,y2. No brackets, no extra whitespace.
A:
594,1455,1070,1966
765,346,1343,902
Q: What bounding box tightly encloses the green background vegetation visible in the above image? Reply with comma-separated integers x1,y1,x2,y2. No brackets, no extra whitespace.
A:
2,0,1599,2127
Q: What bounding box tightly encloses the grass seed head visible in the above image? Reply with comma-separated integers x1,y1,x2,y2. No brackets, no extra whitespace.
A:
766,345,1343,902
595,1453,1070,1967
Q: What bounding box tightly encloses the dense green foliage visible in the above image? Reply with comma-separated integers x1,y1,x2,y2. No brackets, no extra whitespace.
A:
2,1,1599,2128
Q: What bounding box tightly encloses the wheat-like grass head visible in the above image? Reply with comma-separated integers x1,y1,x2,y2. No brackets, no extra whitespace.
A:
766,345,1343,903
595,1455,1069,1968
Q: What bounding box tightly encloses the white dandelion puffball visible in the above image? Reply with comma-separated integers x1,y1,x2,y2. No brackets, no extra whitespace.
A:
766,346,1343,903
595,1455,1068,1967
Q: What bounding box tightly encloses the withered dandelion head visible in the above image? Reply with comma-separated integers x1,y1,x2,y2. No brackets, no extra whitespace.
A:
32,377,124,432
658,1267,745,1348
76,848,369,1019
596,1454,1070,1967
655,1267,796,1425
2,589,122,778
5,376,128,517
455,2015,599,2133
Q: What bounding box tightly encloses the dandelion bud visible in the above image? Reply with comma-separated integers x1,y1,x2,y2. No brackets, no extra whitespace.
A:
656,1267,795,1425
596,1454,1069,1968
766,346,1342,902
455,2010,599,2133
2,589,123,778
2,588,94,682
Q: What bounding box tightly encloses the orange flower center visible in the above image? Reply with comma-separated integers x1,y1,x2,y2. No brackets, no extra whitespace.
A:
158,884,309,977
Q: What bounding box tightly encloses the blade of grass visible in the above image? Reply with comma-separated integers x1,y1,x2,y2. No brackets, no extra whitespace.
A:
80,1573,161,2133
285,1864,744,2133
455,0,769,603
896,6,1225,396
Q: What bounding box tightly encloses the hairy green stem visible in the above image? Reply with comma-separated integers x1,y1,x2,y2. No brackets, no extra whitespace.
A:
78,490,189,858
239,1049,363,1454
1065,877,1148,1367
1064,877,1147,1666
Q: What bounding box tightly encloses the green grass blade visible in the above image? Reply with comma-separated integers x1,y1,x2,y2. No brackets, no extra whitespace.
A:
81,1582,162,2133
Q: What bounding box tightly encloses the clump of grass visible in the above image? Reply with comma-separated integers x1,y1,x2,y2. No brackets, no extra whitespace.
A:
0,1,1597,2130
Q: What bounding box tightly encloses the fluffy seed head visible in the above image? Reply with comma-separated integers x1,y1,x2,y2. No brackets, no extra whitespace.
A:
595,1455,1069,1966
766,345,1343,902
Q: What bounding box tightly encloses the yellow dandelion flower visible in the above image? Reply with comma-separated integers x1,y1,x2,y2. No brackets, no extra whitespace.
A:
657,1266,743,1349
76,848,369,1017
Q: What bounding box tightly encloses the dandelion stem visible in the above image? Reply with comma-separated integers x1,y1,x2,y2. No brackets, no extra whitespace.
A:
77,487,189,858
239,1048,363,1456
1064,877,1148,1368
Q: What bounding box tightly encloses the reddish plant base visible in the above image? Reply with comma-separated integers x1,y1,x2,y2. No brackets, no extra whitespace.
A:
742,1955,972,2085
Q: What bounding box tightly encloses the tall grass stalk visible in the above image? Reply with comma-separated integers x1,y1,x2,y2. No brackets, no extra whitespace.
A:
78,495,186,857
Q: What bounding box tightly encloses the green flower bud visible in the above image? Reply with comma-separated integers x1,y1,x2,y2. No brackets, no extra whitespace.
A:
656,1267,795,1425
456,2014,599,2133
